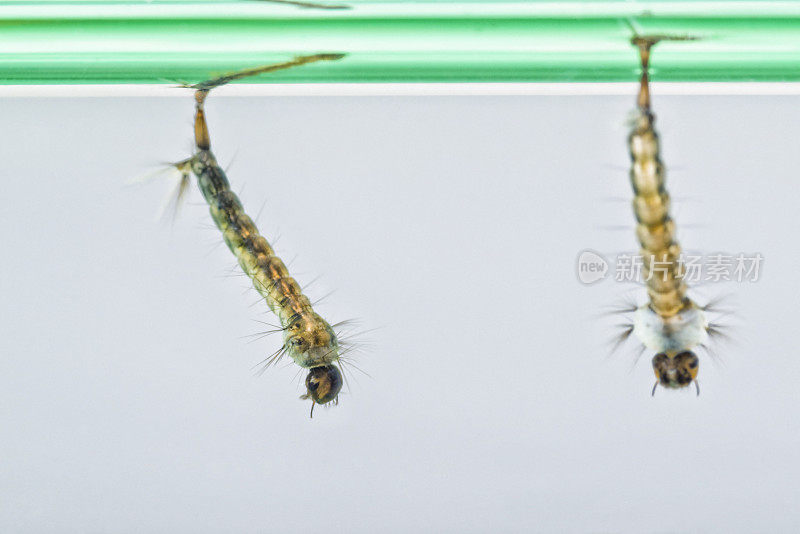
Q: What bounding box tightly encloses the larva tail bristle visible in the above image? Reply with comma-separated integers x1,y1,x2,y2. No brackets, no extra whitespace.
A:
158,158,193,222
607,324,635,357
333,322,373,386
701,293,737,315
706,323,734,345
131,158,193,223
337,325,377,355
595,296,640,320
252,344,290,376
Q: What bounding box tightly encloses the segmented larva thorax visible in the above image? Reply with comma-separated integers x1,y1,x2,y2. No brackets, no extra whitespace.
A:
628,109,689,318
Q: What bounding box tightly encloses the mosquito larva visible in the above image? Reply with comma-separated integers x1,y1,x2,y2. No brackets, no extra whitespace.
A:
168,54,347,416
625,36,711,396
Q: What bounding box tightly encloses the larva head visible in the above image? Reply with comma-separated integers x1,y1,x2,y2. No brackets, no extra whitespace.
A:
304,365,343,405
652,351,699,390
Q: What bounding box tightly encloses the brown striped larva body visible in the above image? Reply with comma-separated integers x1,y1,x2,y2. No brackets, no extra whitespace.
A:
171,55,346,415
627,37,708,395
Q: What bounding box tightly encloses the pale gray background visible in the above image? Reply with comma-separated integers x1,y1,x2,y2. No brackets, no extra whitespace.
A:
1,94,798,533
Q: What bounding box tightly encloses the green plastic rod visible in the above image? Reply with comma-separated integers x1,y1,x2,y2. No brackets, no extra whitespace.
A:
2,1,800,84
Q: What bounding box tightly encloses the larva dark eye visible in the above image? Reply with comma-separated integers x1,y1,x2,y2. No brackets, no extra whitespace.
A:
675,351,700,380
305,365,343,405
651,353,669,385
